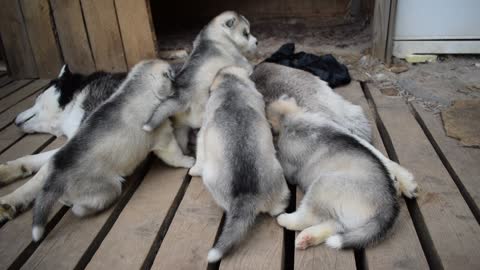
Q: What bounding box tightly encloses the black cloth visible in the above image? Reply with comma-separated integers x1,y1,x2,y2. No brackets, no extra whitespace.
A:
263,43,351,88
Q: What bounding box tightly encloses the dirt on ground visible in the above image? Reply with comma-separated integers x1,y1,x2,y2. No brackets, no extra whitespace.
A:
157,17,480,124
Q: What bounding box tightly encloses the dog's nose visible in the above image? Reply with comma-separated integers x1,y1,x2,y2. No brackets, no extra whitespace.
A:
256,41,258,46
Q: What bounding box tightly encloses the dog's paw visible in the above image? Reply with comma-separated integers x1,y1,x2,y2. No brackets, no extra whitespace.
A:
0,203,16,223
181,157,196,169
295,232,314,250
401,180,419,199
276,213,299,230
188,164,202,176
0,163,31,185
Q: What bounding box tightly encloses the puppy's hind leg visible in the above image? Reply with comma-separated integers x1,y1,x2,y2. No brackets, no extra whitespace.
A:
71,180,122,217
268,181,290,217
295,220,339,250
153,136,195,169
277,201,320,231
189,126,205,176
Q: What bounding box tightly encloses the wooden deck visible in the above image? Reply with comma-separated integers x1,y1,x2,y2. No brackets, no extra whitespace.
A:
0,77,479,270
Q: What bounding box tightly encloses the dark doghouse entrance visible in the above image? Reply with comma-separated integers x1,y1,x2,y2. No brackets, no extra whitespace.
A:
149,0,374,57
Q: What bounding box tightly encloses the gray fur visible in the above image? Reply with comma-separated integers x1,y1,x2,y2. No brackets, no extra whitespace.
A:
31,60,194,241
268,97,400,249
252,62,372,142
143,11,257,154
190,66,289,262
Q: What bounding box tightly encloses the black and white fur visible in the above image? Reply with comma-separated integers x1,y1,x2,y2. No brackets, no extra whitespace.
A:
31,59,194,241
267,96,417,250
142,11,257,154
190,66,289,262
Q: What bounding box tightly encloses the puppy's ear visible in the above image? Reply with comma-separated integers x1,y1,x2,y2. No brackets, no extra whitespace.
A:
58,64,71,78
163,68,175,81
224,17,236,28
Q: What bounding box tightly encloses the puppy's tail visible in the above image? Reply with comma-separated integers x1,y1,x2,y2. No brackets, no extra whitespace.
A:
32,188,61,242
207,199,256,263
266,95,302,130
326,202,399,249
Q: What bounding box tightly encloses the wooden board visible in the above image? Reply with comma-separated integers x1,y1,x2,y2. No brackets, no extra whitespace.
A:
0,91,42,130
0,125,26,153
0,80,32,100
85,160,187,270
0,0,38,78
115,0,157,68
50,0,95,74
20,0,63,78
81,0,127,72
412,103,480,218
0,77,13,88
20,160,148,270
336,83,429,270
368,85,480,269
0,137,65,270
150,177,223,270
372,0,395,63
219,215,283,270
0,80,49,114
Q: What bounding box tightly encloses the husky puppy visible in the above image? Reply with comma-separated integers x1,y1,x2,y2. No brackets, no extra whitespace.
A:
252,62,418,196
252,62,372,142
31,60,194,241
0,67,127,221
142,11,257,153
190,66,289,262
267,96,418,250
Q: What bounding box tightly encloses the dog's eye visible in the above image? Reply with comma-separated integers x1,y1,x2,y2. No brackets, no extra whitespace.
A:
243,30,249,38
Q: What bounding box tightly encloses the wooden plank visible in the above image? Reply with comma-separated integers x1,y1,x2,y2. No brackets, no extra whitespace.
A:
336,83,428,270
0,80,49,114
412,103,480,217
20,159,148,270
85,160,187,270
115,0,157,68
0,80,32,100
0,92,42,130
0,125,26,153
81,0,127,72
0,77,13,88
50,0,95,74
0,0,38,78
371,0,391,62
219,215,283,270
368,85,480,269
151,177,223,270
20,0,63,78
294,190,356,270
384,0,397,65
0,137,65,270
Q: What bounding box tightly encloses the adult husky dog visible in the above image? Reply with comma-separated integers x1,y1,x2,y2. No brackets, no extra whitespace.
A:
191,66,289,262
0,61,192,222
142,11,257,153
267,96,418,250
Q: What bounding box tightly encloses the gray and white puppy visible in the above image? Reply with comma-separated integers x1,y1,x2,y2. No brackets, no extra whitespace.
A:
142,11,257,153
31,60,194,241
190,66,289,262
267,96,417,250
252,62,418,196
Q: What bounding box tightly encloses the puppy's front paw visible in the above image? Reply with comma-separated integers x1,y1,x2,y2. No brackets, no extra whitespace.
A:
181,157,196,169
188,164,202,176
401,181,419,199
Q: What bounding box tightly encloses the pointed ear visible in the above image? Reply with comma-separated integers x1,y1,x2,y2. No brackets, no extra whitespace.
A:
224,17,236,28
163,68,175,81
58,64,71,78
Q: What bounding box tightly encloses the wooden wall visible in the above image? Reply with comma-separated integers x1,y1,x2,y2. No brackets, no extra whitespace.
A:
0,0,157,79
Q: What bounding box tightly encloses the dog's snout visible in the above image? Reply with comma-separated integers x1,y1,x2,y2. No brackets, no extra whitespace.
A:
256,41,258,46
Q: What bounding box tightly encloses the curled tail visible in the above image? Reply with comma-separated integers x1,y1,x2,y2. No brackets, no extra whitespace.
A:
32,189,61,241
326,203,399,249
207,200,257,263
